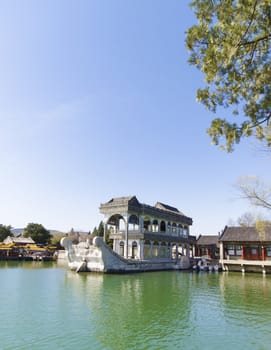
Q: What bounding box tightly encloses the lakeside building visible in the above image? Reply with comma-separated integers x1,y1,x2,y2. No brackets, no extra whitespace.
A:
0,236,55,261
99,196,196,261
61,195,196,272
195,235,219,259
3,236,35,245
219,226,271,274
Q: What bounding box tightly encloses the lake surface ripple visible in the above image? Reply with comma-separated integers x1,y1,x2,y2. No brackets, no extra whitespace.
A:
0,261,271,350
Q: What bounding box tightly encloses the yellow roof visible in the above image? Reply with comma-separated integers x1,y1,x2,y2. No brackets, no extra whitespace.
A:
0,243,14,249
25,244,46,251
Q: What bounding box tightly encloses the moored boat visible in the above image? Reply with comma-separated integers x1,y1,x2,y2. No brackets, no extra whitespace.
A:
192,257,222,272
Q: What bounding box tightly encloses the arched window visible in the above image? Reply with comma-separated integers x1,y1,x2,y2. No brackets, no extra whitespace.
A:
128,215,139,231
160,242,167,257
153,220,158,232
119,241,124,256
144,217,151,232
153,241,159,257
177,224,182,235
107,214,126,233
160,221,166,232
144,240,151,259
132,241,138,259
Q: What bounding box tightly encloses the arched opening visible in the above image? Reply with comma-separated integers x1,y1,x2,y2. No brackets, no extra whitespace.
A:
167,242,171,258
143,216,151,232
144,240,151,258
128,215,139,231
153,219,159,232
160,221,166,232
106,214,126,233
172,244,177,259
172,223,177,234
153,241,159,257
177,224,182,235
132,241,138,259
160,241,167,257
119,241,124,256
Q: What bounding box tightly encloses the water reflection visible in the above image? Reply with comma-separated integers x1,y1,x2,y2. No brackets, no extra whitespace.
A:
219,272,271,304
65,271,193,349
0,260,57,269
189,272,271,350
62,271,271,349
219,272,271,345
1,262,271,350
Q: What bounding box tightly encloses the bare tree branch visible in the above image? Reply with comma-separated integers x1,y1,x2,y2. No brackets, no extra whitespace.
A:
237,176,271,210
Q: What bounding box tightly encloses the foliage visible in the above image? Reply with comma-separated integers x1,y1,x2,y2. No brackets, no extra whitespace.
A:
97,221,104,237
92,222,113,247
67,228,80,244
256,220,266,240
92,226,98,236
23,223,52,245
186,0,271,151
0,224,12,242
51,234,64,248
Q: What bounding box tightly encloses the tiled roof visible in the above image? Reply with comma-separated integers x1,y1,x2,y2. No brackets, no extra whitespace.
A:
3,236,35,244
106,196,136,205
197,235,219,245
219,226,271,242
100,196,193,225
155,202,182,214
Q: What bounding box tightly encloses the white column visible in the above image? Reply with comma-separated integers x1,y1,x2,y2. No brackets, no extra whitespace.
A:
140,241,144,259
125,215,129,258
158,242,161,257
219,241,224,264
186,244,190,257
139,216,143,233
192,245,195,257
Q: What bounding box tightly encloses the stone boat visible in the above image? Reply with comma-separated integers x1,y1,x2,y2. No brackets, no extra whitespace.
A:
61,196,196,273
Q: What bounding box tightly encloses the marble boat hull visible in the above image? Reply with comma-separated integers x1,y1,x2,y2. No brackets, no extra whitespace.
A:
60,236,191,273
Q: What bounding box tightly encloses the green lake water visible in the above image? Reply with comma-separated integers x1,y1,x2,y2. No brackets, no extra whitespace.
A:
0,261,271,350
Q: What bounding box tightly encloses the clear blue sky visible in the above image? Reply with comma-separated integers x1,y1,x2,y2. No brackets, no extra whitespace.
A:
0,0,269,235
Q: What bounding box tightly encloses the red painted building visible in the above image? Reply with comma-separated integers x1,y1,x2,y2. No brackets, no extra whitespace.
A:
219,226,271,274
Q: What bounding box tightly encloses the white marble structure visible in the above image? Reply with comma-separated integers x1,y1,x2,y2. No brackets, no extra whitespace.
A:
100,196,195,261
61,196,195,273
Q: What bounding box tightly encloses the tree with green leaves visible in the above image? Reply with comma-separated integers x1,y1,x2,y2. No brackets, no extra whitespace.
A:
0,224,12,242
23,223,52,245
93,222,113,247
68,228,79,244
92,226,98,236
97,221,104,237
51,233,64,248
186,0,271,151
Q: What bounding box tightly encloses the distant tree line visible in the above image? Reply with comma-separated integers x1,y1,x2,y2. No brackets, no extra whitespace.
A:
0,221,112,248
0,223,52,245
0,225,13,242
